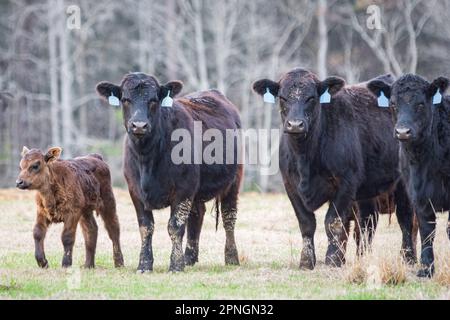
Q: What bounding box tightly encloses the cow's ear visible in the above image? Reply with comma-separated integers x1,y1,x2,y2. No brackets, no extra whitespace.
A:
21,146,30,157
318,76,345,96
367,79,392,98
160,80,183,100
252,79,280,97
427,76,449,98
96,82,122,102
44,147,62,163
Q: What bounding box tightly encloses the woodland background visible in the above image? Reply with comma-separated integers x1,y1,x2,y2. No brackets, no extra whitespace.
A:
1,0,449,190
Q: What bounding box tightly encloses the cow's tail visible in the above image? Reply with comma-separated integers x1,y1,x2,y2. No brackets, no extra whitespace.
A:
215,197,220,232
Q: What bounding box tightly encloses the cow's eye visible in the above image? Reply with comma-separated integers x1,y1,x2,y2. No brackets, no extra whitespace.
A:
30,163,40,171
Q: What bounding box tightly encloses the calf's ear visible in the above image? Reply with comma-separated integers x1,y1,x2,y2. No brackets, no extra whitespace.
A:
252,79,280,97
367,79,392,98
319,76,345,96
44,147,62,163
96,82,122,101
427,76,449,98
160,80,183,99
21,146,30,157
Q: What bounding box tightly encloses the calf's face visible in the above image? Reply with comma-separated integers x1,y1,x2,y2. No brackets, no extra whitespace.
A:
253,70,345,139
16,147,62,190
368,75,449,142
96,73,183,140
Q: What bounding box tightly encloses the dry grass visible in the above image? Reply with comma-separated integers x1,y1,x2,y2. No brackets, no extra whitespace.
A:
0,188,448,299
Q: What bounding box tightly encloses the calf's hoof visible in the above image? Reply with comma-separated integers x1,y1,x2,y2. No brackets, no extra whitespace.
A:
136,268,152,274
169,263,185,273
417,266,434,278
83,263,95,269
184,248,199,266
137,261,153,273
325,249,345,268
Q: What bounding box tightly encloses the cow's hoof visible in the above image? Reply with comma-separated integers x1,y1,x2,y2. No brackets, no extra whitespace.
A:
136,268,152,274
168,265,185,273
225,247,240,265
114,255,124,268
402,251,417,266
299,258,315,270
37,259,48,269
83,263,95,269
184,248,198,266
325,253,345,267
417,267,434,278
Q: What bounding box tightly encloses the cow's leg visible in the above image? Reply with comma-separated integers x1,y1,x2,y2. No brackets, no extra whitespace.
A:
394,182,416,264
220,180,240,266
130,190,154,273
286,190,316,270
355,199,378,256
61,215,80,268
168,199,191,272
416,203,436,278
325,183,354,267
33,214,49,268
185,201,205,266
97,188,124,268
79,213,98,268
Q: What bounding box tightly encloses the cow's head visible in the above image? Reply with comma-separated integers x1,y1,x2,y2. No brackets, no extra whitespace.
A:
16,146,62,190
253,68,345,140
368,74,449,142
96,73,183,140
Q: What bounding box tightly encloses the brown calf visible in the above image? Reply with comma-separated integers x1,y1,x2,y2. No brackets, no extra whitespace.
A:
16,146,124,268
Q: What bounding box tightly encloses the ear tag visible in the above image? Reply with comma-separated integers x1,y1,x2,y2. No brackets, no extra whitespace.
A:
161,90,173,107
432,90,442,105
263,88,275,104
108,93,120,106
320,88,331,104
377,91,389,107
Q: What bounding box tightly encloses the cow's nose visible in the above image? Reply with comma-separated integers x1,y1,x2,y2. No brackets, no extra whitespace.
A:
16,179,24,188
131,122,149,136
286,120,306,133
395,126,412,140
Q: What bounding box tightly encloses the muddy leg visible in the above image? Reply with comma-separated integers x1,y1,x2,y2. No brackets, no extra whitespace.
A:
168,199,191,272
185,201,205,266
395,182,416,264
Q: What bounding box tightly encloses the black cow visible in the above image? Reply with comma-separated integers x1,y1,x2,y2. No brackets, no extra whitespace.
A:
96,73,242,272
253,68,415,269
368,74,450,277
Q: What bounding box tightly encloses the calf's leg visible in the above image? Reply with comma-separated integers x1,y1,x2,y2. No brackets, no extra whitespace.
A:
61,215,80,268
97,189,124,268
168,199,191,272
33,214,49,268
185,201,205,266
80,213,98,268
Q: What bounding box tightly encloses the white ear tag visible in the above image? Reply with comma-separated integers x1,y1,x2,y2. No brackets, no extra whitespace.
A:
108,93,120,106
377,91,389,107
320,88,331,104
432,90,442,105
161,90,173,107
263,88,275,104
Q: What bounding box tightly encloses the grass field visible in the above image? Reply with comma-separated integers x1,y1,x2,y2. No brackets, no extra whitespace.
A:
0,188,448,300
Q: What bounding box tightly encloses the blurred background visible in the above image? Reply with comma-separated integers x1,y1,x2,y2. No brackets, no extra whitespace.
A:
1,0,449,190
